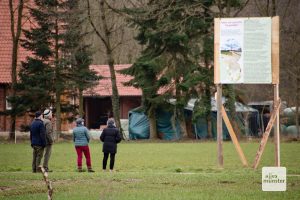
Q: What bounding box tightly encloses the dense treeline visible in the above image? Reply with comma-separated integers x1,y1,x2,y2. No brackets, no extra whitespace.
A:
6,0,300,139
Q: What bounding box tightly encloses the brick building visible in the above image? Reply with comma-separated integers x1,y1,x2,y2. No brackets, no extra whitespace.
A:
0,1,141,131
0,0,32,132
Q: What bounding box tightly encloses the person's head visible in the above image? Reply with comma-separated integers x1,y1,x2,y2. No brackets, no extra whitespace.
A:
35,111,42,119
76,118,84,126
43,109,52,119
107,118,115,127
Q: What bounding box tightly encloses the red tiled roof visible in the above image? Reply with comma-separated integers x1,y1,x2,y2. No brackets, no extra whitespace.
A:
0,0,32,84
84,64,142,97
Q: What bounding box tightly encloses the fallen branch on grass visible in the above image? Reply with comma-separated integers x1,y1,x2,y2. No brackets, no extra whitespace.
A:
39,166,53,200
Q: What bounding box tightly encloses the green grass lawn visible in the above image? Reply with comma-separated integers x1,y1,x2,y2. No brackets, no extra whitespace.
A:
0,141,299,200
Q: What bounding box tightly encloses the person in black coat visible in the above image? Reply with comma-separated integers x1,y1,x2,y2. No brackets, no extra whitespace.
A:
100,118,121,171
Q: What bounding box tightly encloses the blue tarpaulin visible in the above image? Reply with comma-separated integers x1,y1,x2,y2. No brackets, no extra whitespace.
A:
128,98,258,140
156,109,181,140
128,108,182,140
128,109,150,139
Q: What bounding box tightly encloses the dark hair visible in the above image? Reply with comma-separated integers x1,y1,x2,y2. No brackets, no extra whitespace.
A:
35,111,42,118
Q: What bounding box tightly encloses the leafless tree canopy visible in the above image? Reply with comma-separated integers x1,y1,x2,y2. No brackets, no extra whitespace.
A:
80,0,145,64
80,0,299,106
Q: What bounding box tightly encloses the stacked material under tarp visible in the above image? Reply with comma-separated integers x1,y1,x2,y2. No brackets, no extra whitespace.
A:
185,98,258,139
282,107,300,138
128,107,150,139
128,98,259,140
128,107,181,140
156,109,181,140
185,111,230,140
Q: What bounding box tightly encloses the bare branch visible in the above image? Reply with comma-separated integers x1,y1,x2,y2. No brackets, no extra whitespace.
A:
104,0,128,17
282,0,292,19
216,0,224,17
86,0,108,48
286,68,300,79
254,0,267,16
233,0,250,17
9,0,15,40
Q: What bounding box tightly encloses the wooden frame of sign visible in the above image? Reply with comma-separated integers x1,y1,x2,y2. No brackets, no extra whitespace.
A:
214,16,280,169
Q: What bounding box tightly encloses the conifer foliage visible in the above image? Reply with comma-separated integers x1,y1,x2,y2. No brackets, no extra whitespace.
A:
122,0,215,138
17,0,56,112
16,0,99,133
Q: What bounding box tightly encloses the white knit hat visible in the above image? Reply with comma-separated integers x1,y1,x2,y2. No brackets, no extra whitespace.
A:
43,109,52,118
107,118,115,126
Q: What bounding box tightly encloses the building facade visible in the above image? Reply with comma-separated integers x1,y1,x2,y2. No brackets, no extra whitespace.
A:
0,1,142,132
84,65,142,129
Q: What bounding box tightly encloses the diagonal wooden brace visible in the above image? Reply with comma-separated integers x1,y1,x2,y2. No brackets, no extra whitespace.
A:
252,99,281,169
221,106,248,167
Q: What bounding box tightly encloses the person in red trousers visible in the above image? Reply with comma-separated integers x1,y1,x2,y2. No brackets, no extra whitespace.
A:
72,118,94,172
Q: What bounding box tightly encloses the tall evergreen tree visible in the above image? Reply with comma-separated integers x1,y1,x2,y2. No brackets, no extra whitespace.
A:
17,0,55,112
122,0,215,138
17,0,74,137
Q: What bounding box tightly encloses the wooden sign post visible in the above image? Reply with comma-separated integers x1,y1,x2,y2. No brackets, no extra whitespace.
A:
274,84,280,166
272,16,280,167
216,85,223,167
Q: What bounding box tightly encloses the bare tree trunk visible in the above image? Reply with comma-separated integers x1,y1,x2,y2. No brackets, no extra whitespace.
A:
10,39,18,140
99,0,123,138
204,80,212,139
149,114,157,139
9,0,24,140
55,91,61,139
178,111,188,138
144,95,157,139
109,57,122,135
176,109,188,138
175,76,187,138
179,120,188,138
79,89,84,117
55,16,61,139
171,111,177,138
207,115,212,139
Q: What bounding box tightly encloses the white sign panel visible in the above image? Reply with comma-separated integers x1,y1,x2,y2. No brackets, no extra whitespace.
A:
262,167,286,191
219,18,272,84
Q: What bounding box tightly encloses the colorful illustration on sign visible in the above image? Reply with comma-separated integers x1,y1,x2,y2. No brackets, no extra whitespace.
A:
220,38,242,82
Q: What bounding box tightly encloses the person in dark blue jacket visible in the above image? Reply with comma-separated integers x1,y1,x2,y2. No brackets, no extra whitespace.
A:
100,118,121,172
30,111,46,173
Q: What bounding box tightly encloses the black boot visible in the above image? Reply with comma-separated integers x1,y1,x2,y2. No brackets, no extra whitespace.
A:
88,168,95,173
